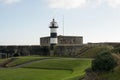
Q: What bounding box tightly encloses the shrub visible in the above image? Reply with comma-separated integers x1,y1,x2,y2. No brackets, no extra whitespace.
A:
112,47,120,54
92,51,117,72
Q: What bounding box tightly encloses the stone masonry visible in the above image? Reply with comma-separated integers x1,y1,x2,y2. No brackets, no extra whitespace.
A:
40,35,83,46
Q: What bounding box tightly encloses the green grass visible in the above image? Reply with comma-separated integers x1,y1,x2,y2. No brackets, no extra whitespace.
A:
0,58,12,66
6,56,51,67
83,53,120,80
0,68,71,80
97,54,120,80
0,57,92,80
97,66,120,80
23,58,92,80
80,46,113,58
0,58,9,64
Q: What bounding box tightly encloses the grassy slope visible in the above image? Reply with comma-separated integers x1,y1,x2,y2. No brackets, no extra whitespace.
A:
100,70,120,80
6,56,51,67
98,54,120,80
83,54,120,80
0,57,92,80
0,58,10,64
79,46,112,58
23,58,92,80
0,58,13,67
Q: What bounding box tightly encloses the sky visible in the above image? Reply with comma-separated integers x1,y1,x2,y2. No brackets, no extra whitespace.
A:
0,0,120,45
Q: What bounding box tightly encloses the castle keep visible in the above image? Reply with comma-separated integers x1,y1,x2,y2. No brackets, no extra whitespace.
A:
40,36,83,46
40,35,83,56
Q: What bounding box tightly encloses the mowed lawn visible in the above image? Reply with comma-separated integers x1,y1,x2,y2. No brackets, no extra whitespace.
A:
0,57,92,80
6,56,52,67
0,68,71,80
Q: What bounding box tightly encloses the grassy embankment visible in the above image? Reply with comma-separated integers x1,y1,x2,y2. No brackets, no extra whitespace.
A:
97,54,120,80
82,53,120,80
6,56,52,67
79,46,113,58
0,56,92,80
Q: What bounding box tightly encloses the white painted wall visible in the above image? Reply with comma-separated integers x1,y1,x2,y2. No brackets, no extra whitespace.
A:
50,28,57,33
50,38,58,44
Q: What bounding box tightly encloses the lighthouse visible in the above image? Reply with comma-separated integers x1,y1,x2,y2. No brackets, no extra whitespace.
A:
49,19,58,50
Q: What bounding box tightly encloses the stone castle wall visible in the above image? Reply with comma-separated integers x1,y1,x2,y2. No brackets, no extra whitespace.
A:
54,45,83,57
40,36,83,46
40,37,50,46
0,45,50,58
0,42,119,58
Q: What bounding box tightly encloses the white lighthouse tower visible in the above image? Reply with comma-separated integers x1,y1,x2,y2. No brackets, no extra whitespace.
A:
49,19,58,50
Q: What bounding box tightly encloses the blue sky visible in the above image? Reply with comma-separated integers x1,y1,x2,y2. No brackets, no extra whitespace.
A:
0,0,120,45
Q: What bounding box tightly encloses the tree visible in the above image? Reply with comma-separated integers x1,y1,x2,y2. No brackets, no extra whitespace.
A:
92,51,117,72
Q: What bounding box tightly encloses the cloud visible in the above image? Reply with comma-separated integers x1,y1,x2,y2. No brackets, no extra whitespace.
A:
48,0,87,9
48,0,120,9
95,0,120,8
0,0,20,4
107,0,120,8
